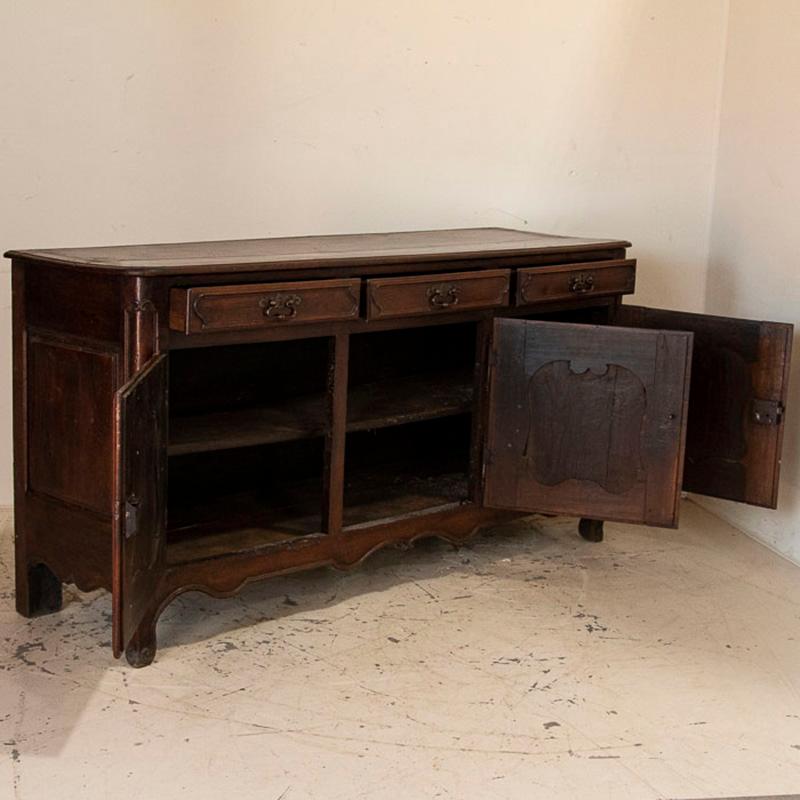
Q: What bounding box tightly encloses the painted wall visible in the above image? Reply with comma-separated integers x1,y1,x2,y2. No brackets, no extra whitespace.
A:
693,0,800,563
0,1,729,505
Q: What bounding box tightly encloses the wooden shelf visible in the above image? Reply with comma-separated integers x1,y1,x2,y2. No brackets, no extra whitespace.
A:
344,470,467,528
168,369,473,456
166,467,468,564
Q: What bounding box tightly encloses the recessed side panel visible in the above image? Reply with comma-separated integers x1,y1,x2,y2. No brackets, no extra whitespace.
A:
27,335,118,514
484,319,692,528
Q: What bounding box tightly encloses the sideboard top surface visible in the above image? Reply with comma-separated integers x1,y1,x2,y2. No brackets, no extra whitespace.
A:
5,227,630,276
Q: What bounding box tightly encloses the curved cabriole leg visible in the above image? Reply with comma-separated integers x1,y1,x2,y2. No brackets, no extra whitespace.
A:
18,563,63,617
125,617,158,668
579,518,604,543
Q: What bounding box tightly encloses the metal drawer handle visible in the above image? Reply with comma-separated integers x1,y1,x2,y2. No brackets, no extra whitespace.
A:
259,293,302,320
569,273,595,294
427,285,461,309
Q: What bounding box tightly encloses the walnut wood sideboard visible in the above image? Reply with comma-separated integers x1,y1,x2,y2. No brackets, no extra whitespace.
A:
6,228,793,667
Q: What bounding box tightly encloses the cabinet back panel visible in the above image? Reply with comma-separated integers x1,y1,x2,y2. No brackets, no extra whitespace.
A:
348,322,476,387
169,336,331,416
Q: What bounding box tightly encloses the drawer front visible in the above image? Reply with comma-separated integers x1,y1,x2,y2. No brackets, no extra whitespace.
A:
171,278,361,334
517,260,636,306
366,269,510,320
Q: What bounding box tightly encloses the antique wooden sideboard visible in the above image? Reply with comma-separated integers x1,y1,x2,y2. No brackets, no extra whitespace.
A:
6,228,793,666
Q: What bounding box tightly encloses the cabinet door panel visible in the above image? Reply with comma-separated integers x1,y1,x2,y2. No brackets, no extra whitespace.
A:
112,355,167,658
484,319,692,527
617,306,792,508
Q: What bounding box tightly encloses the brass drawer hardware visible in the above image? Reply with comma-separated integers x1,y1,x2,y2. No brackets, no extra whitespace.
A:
427,285,461,309
367,269,510,320
259,293,302,320
569,273,595,294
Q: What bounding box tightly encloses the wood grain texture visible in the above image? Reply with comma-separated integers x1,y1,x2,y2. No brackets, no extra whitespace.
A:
517,260,636,306
113,356,168,658
23,261,123,340
27,333,118,514
24,494,113,593
322,334,349,535
15,227,792,667
168,368,473,455
524,361,646,494
367,269,510,320
617,305,793,508
171,278,360,334
7,228,630,275
484,318,692,527
168,294,619,350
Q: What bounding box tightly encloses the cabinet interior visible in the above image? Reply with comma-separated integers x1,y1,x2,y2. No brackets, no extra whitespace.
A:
344,324,477,526
165,308,619,561
167,337,331,562
166,323,479,561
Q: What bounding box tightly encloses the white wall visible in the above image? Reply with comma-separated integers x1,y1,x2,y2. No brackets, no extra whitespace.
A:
0,1,730,505
693,0,800,563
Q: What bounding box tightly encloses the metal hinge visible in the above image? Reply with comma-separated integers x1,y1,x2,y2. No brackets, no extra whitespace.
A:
752,399,784,426
124,494,140,539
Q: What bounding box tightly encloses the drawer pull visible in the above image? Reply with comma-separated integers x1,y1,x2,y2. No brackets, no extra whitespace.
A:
259,293,302,320
366,268,509,320
569,273,595,294
427,285,461,309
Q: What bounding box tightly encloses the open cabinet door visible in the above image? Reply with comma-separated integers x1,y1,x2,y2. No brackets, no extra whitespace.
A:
112,355,168,658
484,319,693,527
617,306,792,508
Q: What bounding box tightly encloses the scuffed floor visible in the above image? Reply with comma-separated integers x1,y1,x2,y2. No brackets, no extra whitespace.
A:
2,501,800,799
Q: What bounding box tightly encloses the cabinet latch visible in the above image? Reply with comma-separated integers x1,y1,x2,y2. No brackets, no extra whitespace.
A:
752,399,784,426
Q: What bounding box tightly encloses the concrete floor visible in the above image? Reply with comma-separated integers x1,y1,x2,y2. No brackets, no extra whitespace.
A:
2,502,800,800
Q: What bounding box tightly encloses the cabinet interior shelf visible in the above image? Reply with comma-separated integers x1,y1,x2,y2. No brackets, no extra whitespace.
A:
168,368,474,456
166,464,469,564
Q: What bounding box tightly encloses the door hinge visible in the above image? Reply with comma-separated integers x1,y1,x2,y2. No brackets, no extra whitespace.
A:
752,399,784,426
124,494,140,539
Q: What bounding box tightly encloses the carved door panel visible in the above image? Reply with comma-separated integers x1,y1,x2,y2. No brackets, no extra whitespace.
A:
484,319,693,527
112,355,167,658
616,306,793,508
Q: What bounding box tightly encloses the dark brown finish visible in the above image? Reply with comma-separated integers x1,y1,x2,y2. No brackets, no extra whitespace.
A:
616,306,793,508
7,227,791,667
517,260,636,306
484,319,693,527
166,294,620,351
24,263,123,340
170,278,360,334
11,263,31,618
578,518,604,542
27,333,117,514
113,355,168,663
6,228,630,275
22,562,63,615
168,368,473,456
367,268,510,320
322,334,349,535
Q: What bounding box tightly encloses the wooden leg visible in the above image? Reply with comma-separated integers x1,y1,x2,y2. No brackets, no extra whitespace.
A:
578,518,604,543
17,563,63,617
125,616,158,668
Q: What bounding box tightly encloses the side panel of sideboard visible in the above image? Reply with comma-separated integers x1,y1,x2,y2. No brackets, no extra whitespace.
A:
12,261,129,608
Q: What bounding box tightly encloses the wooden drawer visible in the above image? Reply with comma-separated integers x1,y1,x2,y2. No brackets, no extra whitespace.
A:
170,278,361,334
516,259,636,306
366,269,510,320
